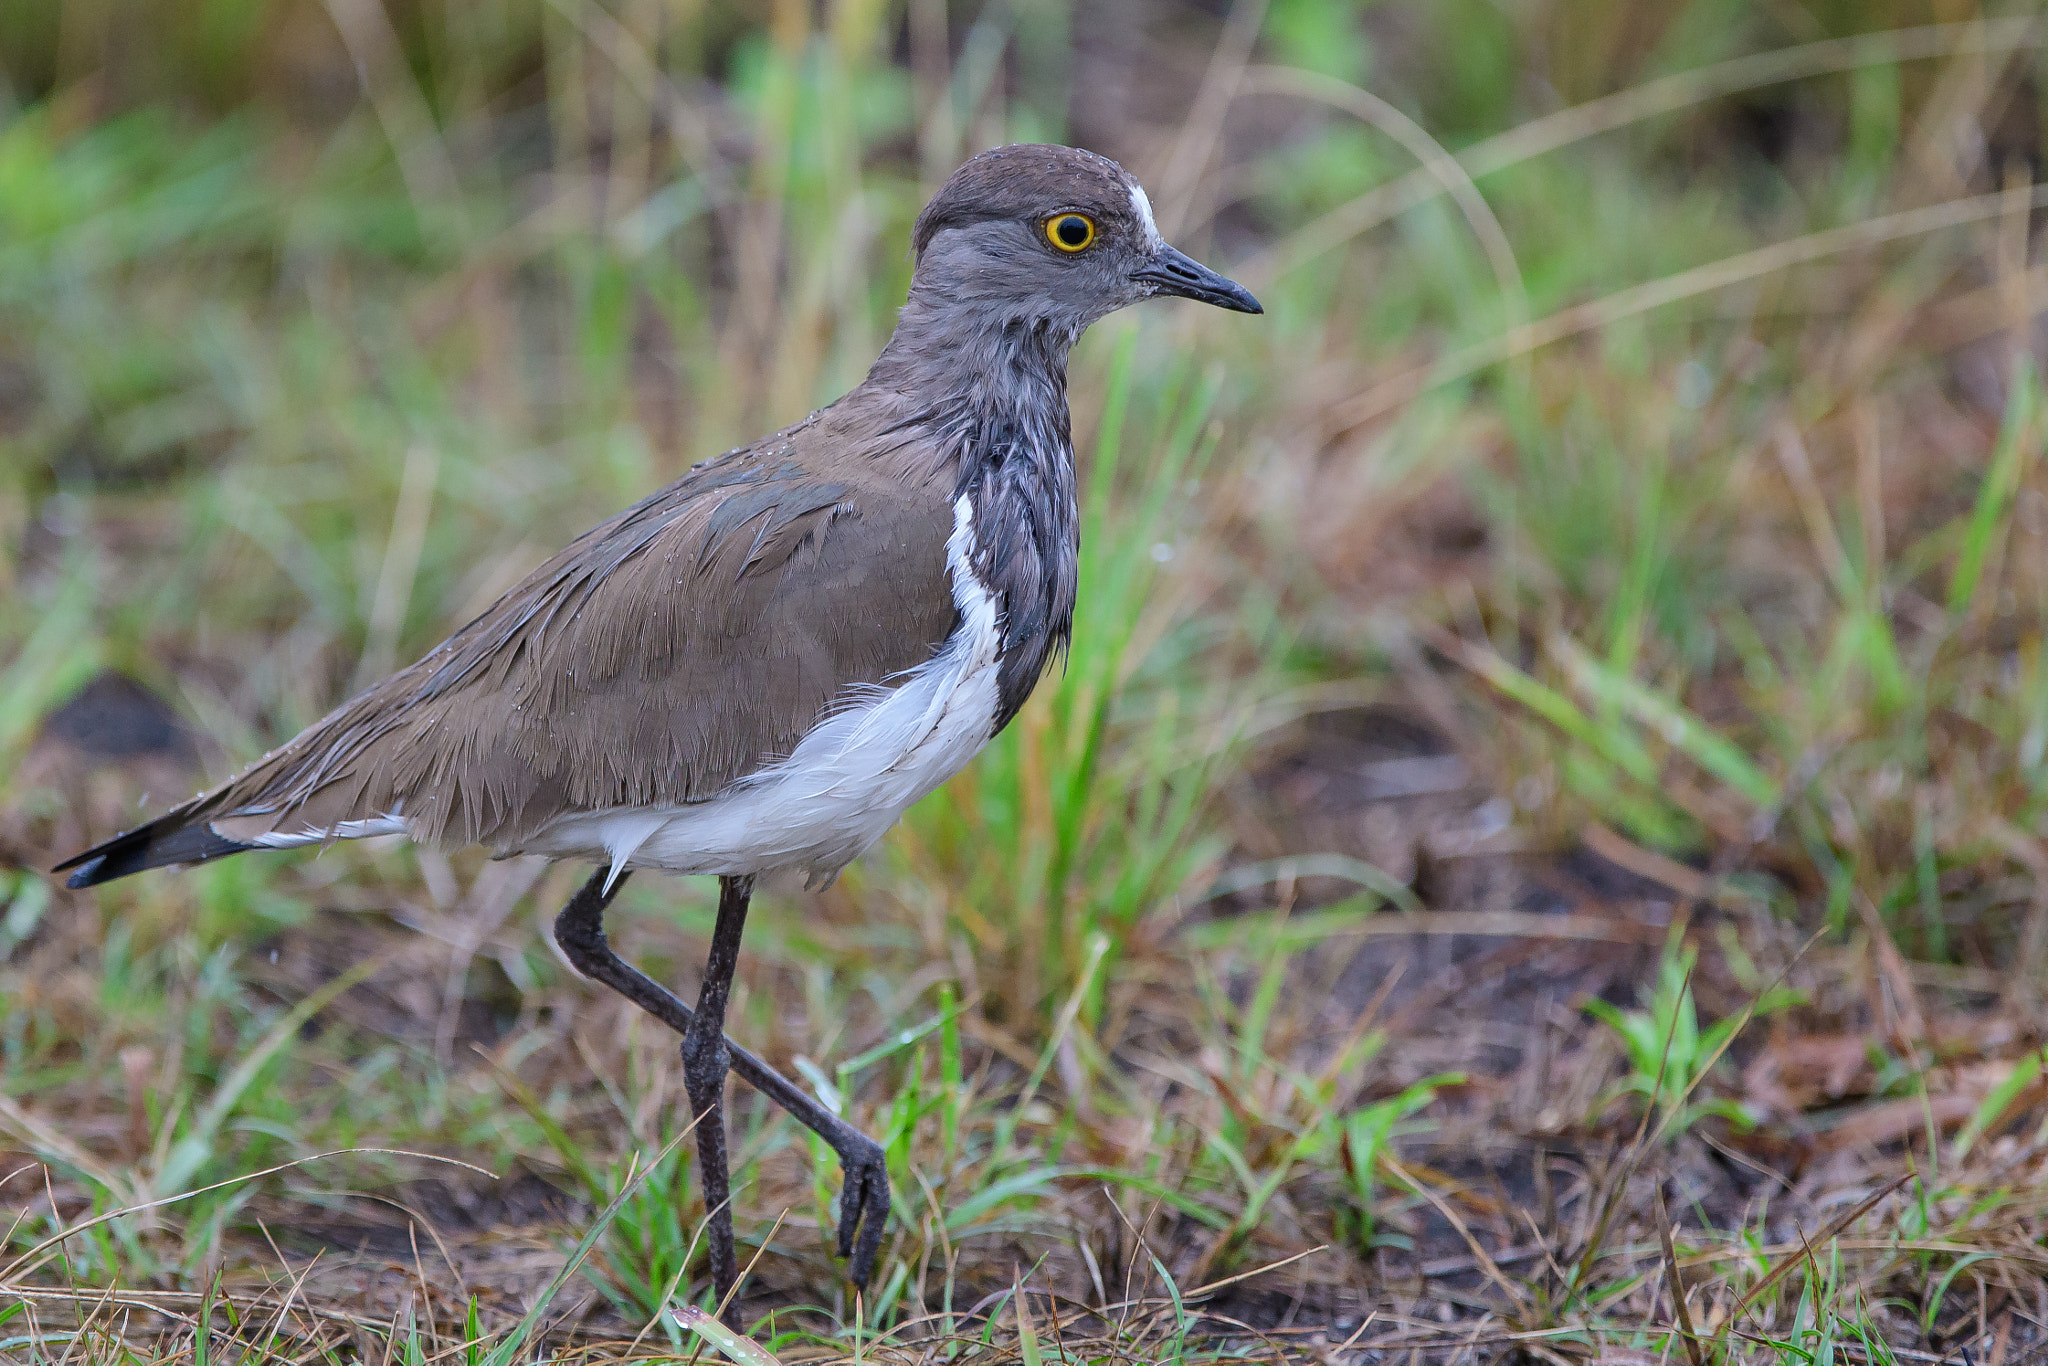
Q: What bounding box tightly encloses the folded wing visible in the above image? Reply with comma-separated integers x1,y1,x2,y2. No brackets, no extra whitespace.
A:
59,420,959,888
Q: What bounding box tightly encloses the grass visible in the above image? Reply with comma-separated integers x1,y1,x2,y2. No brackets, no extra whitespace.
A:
6,0,2048,1360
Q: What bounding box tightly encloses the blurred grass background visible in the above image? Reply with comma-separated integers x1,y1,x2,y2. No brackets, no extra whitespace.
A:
5,0,2048,1361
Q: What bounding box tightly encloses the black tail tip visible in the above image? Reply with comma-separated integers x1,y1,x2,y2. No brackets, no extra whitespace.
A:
63,857,109,889
53,822,253,889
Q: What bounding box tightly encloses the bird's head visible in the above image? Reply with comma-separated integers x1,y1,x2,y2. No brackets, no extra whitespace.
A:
906,144,1262,337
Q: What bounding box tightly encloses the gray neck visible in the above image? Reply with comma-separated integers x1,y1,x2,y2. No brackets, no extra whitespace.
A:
865,283,1082,410
866,279,1083,735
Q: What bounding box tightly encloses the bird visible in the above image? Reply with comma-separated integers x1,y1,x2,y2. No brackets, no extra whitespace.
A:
55,143,1261,1326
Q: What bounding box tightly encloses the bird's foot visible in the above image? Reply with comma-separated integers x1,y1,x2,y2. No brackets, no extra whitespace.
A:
833,1132,890,1288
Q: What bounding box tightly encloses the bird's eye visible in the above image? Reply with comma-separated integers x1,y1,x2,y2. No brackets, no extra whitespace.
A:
1045,213,1096,252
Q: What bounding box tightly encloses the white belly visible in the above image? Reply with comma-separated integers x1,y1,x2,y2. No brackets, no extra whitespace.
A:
527,494,1002,885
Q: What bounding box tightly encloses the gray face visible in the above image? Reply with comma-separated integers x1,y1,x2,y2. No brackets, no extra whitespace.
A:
907,144,1261,337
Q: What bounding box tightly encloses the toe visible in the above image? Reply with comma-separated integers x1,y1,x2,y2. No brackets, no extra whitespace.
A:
836,1179,863,1259
851,1201,886,1287
835,1146,890,1282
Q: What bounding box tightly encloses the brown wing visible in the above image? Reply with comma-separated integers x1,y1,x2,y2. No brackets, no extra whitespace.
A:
60,408,961,881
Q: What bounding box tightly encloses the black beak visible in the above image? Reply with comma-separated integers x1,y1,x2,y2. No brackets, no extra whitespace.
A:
1132,245,1263,314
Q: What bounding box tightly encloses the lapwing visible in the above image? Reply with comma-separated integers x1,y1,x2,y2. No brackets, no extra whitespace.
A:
57,144,1261,1324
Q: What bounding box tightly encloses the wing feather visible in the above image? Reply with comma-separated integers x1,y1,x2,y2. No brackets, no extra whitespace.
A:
60,408,961,880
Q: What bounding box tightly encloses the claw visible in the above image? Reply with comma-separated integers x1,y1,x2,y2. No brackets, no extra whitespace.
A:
834,1140,890,1286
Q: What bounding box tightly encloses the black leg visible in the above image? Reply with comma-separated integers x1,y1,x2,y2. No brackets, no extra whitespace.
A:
552,870,891,1300
679,874,749,1323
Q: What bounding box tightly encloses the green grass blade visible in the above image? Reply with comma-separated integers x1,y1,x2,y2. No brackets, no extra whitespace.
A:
155,954,384,1195
673,1305,783,1366
1554,634,1778,808
481,1131,690,1366
1947,357,2037,617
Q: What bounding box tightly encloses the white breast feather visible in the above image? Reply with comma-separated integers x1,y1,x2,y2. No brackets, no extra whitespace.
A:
530,494,1004,883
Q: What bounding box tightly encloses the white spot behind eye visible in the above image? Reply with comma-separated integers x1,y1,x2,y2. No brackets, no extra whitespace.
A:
1129,183,1163,248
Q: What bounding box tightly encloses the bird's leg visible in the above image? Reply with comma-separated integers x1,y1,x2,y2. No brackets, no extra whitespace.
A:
678,873,748,1323
551,870,891,1298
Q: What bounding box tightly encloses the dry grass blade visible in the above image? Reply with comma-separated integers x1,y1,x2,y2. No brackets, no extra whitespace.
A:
1335,183,2048,427
1460,18,2043,175
539,0,740,210
1382,1157,1527,1311
1580,824,1710,901
1728,1174,1912,1323
1234,66,1529,346
1772,423,1857,596
1182,1244,1328,1301
1566,952,1696,1298
0,1095,133,1209
1236,17,2048,287
1194,906,1665,946
714,1206,787,1327
1640,928,1828,1153
1312,1311,1376,1362
1654,1191,1706,1366
0,1148,492,1285
354,442,439,690
1153,0,1269,235
321,0,463,224
1853,889,1931,1057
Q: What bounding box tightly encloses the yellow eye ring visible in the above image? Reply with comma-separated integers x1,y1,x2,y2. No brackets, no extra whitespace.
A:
1045,212,1096,252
